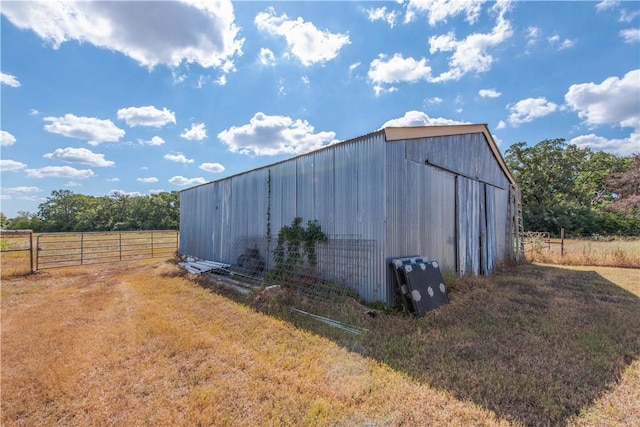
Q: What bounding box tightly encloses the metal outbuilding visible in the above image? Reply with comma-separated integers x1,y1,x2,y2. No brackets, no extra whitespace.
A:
179,124,523,304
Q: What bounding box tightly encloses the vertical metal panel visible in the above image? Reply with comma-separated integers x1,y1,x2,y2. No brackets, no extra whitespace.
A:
457,177,481,275
295,155,316,220
493,187,509,263
269,162,297,234
386,159,456,270
333,142,359,236
354,133,387,302
179,183,215,260
424,166,456,269
483,184,498,274
313,150,335,235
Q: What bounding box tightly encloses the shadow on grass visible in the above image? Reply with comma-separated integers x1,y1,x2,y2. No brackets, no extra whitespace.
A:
195,263,640,426
360,263,640,425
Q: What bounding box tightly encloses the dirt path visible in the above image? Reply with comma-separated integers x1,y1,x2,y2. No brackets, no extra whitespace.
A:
2,259,508,426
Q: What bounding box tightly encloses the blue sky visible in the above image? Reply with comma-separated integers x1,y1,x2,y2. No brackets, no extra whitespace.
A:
1,0,639,218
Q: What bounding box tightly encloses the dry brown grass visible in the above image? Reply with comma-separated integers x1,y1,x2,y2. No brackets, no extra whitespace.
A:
2,259,507,426
230,261,640,426
526,238,640,268
3,250,639,426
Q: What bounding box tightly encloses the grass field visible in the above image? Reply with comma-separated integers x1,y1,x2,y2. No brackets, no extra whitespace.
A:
526,237,640,268
2,242,639,425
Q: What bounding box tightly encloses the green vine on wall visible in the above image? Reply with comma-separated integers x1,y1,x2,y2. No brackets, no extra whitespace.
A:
273,217,328,272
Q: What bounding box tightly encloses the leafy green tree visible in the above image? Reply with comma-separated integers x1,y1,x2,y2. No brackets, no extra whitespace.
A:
7,211,42,231
505,139,637,235
0,212,8,229
37,190,91,232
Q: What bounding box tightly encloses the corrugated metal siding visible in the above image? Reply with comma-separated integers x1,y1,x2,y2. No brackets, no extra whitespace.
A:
179,183,215,260
457,177,481,275
493,186,509,264
406,133,510,189
180,132,388,303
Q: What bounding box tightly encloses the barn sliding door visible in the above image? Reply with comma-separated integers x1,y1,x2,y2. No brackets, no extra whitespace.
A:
457,178,497,275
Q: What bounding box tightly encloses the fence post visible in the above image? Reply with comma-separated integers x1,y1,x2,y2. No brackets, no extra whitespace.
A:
560,228,565,257
119,232,122,261
29,231,34,274
80,233,84,265
151,231,154,258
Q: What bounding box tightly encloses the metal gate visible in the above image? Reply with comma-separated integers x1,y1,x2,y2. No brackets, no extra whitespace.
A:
36,230,179,270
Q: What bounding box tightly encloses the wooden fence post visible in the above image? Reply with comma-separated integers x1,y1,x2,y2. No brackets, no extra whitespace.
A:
561,227,565,257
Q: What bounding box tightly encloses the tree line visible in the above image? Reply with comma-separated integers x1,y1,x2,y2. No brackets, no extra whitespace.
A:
1,139,638,236
505,139,639,236
1,190,179,232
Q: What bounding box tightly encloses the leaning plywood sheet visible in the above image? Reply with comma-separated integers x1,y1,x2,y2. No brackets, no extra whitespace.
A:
389,256,427,314
402,261,449,316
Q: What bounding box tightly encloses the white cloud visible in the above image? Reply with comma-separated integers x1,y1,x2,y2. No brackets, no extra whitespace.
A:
368,0,513,89
64,181,82,187
619,9,640,23
44,147,115,167
349,62,361,72
137,177,159,183
380,111,469,128
180,123,207,140
526,26,541,46
169,176,207,186
620,28,640,43
139,136,165,146
366,6,400,28
199,162,225,173
425,97,443,104
30,109,40,115
508,97,560,126
428,4,512,82
43,114,125,145
368,54,433,90
25,166,95,179
258,48,276,66
1,72,20,87
0,160,27,172
0,0,243,71
479,88,501,98
214,75,227,86
255,8,350,66
565,69,640,130
548,34,575,50
0,195,10,200
496,120,507,130
1,130,16,146
106,178,120,182
149,189,165,194
596,0,619,12
405,0,488,25
164,153,194,164
117,106,176,128
218,112,336,156
569,132,639,156
5,186,40,193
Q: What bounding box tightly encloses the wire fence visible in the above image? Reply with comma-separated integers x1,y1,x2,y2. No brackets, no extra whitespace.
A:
213,235,376,304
